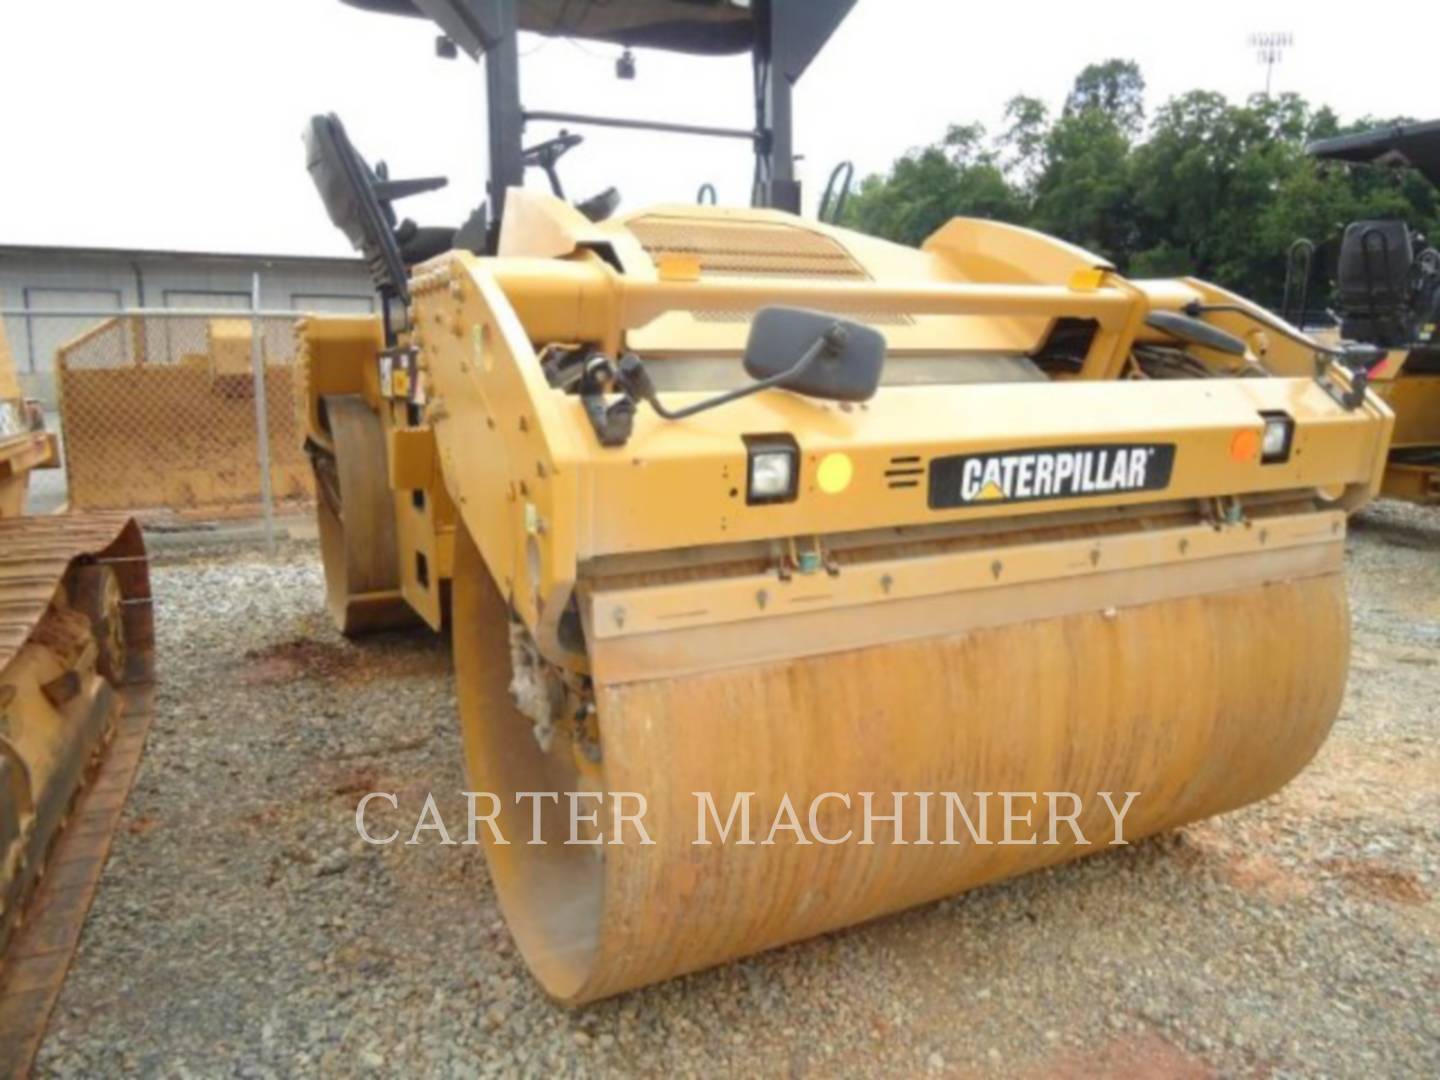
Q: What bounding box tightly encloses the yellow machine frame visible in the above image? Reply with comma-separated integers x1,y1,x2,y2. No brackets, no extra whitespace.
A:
301,202,1390,655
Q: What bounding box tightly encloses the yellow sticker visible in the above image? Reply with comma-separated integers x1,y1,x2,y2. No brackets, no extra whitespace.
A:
657,254,703,282
1067,267,1108,292
816,452,854,494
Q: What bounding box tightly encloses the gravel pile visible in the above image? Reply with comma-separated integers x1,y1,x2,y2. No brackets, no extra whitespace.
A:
33,505,1440,1078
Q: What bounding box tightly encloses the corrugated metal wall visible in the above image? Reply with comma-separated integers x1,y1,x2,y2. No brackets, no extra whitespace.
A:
0,247,373,404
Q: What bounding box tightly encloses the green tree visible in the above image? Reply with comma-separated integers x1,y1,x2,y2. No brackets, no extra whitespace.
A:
998,95,1049,191
840,60,1439,311
1030,75,1139,262
843,125,1025,246
1131,97,1439,304
1064,59,1146,135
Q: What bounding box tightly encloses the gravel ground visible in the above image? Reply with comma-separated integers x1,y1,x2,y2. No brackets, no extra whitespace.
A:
33,501,1440,1078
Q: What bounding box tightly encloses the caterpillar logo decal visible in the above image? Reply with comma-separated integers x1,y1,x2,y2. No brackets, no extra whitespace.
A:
928,443,1177,510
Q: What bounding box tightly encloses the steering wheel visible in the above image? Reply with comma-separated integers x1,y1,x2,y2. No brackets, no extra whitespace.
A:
523,130,585,198
519,130,620,222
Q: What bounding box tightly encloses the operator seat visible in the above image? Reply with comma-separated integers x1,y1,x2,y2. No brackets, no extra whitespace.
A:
1337,220,1417,347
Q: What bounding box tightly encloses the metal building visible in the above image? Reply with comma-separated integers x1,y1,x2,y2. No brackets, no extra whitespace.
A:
0,244,372,404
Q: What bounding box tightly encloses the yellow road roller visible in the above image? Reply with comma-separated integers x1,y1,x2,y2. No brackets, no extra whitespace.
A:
300,0,1394,1003
1280,119,1440,504
0,321,154,1071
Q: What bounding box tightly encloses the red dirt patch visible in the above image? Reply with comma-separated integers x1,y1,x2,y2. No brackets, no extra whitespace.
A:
241,638,360,683
1284,739,1440,821
240,635,450,685
1026,1031,1215,1079
239,805,285,828
1170,823,1312,902
1220,852,1313,902
1322,858,1430,906
327,765,382,799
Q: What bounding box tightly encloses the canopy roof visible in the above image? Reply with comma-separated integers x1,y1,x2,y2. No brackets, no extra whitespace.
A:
342,0,757,55
1307,119,1440,188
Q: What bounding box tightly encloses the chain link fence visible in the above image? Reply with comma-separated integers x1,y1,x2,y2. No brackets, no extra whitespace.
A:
1,302,321,539
54,311,313,514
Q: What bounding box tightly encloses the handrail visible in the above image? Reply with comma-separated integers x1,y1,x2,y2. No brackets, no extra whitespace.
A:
618,278,1133,330
1282,239,1314,327
818,161,855,224
524,110,758,142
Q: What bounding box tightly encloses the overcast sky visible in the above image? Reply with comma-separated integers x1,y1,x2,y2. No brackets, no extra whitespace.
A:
1,1,1434,258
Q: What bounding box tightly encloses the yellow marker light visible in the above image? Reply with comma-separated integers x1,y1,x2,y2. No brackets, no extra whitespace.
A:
816,452,854,494
657,254,702,282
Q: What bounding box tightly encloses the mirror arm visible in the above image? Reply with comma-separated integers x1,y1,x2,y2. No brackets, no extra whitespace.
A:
616,325,846,422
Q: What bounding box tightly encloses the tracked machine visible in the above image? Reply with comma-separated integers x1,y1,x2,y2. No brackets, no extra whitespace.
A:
0,323,154,1072
1283,119,1440,504
299,0,1394,1003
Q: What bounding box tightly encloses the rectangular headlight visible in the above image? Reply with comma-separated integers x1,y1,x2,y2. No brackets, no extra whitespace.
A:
744,435,799,504
1259,411,1294,464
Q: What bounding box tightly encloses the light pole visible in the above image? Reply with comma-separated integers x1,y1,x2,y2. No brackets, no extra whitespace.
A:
1249,31,1293,97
